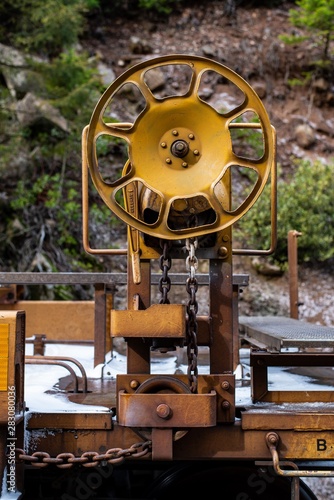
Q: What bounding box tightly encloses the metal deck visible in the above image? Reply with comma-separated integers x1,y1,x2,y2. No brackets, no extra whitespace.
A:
239,316,334,352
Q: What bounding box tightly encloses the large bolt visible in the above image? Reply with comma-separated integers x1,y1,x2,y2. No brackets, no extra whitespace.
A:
156,403,172,419
171,140,189,158
221,400,230,410
130,379,140,390
218,246,228,258
221,381,230,390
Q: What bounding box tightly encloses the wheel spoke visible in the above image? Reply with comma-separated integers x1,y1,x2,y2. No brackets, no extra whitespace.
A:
229,153,269,179
130,69,158,107
159,194,170,227
188,62,204,97
94,120,133,141
206,187,226,218
224,98,250,121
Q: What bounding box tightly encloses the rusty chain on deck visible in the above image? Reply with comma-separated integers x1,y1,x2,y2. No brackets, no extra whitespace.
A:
14,441,152,468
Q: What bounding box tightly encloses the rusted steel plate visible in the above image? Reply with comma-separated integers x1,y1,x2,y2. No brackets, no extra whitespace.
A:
27,412,113,430
242,406,334,430
117,373,235,423
118,391,216,427
25,420,334,461
111,304,186,338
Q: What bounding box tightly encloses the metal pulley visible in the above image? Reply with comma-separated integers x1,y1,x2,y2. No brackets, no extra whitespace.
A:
82,54,276,240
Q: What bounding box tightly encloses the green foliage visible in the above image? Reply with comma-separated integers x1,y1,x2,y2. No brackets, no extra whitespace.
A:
281,0,334,67
0,0,97,56
235,159,334,265
31,49,103,123
36,50,97,96
138,0,180,14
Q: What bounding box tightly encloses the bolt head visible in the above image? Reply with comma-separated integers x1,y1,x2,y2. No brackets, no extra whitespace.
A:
156,403,172,419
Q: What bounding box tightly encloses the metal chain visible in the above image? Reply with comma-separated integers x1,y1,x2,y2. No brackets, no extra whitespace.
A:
14,441,152,468
158,240,172,304
185,237,199,394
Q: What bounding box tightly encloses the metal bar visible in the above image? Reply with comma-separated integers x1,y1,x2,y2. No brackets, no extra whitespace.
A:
0,272,248,286
25,358,79,393
26,355,88,393
94,283,107,367
229,123,263,128
81,125,127,256
251,352,334,366
233,125,277,256
266,432,334,477
288,230,302,319
26,339,94,345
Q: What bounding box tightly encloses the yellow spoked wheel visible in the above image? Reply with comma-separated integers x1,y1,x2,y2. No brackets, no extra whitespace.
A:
84,54,275,240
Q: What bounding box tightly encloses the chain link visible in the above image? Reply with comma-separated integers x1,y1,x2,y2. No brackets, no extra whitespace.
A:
14,441,152,468
159,240,172,304
185,237,199,393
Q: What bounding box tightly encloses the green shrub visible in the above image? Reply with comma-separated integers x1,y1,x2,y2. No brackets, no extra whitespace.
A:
235,159,334,265
138,0,180,14
280,0,334,71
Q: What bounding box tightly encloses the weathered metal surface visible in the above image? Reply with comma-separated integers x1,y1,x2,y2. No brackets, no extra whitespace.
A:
240,315,334,351
27,412,113,430
0,271,248,286
0,311,25,422
24,418,334,461
242,404,334,430
117,374,235,424
118,391,216,427
251,351,334,403
1,301,95,340
111,304,186,338
6,52,334,499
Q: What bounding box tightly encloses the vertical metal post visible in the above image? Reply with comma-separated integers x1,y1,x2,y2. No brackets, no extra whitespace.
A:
288,230,302,319
126,257,151,374
209,228,234,373
94,283,106,367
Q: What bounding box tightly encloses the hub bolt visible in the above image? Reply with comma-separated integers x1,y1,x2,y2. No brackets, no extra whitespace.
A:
171,140,189,158
156,403,172,419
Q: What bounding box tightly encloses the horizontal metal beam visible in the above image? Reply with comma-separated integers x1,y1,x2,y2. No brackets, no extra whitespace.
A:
0,272,248,287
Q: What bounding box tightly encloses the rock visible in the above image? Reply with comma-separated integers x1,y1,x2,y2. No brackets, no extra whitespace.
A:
16,92,69,132
97,62,116,87
129,36,152,55
202,44,216,58
312,78,329,93
251,257,284,277
252,82,267,99
144,68,165,91
295,124,315,149
0,43,32,97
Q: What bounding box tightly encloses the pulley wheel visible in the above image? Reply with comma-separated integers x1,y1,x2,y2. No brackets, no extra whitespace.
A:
85,54,275,239
134,375,190,441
